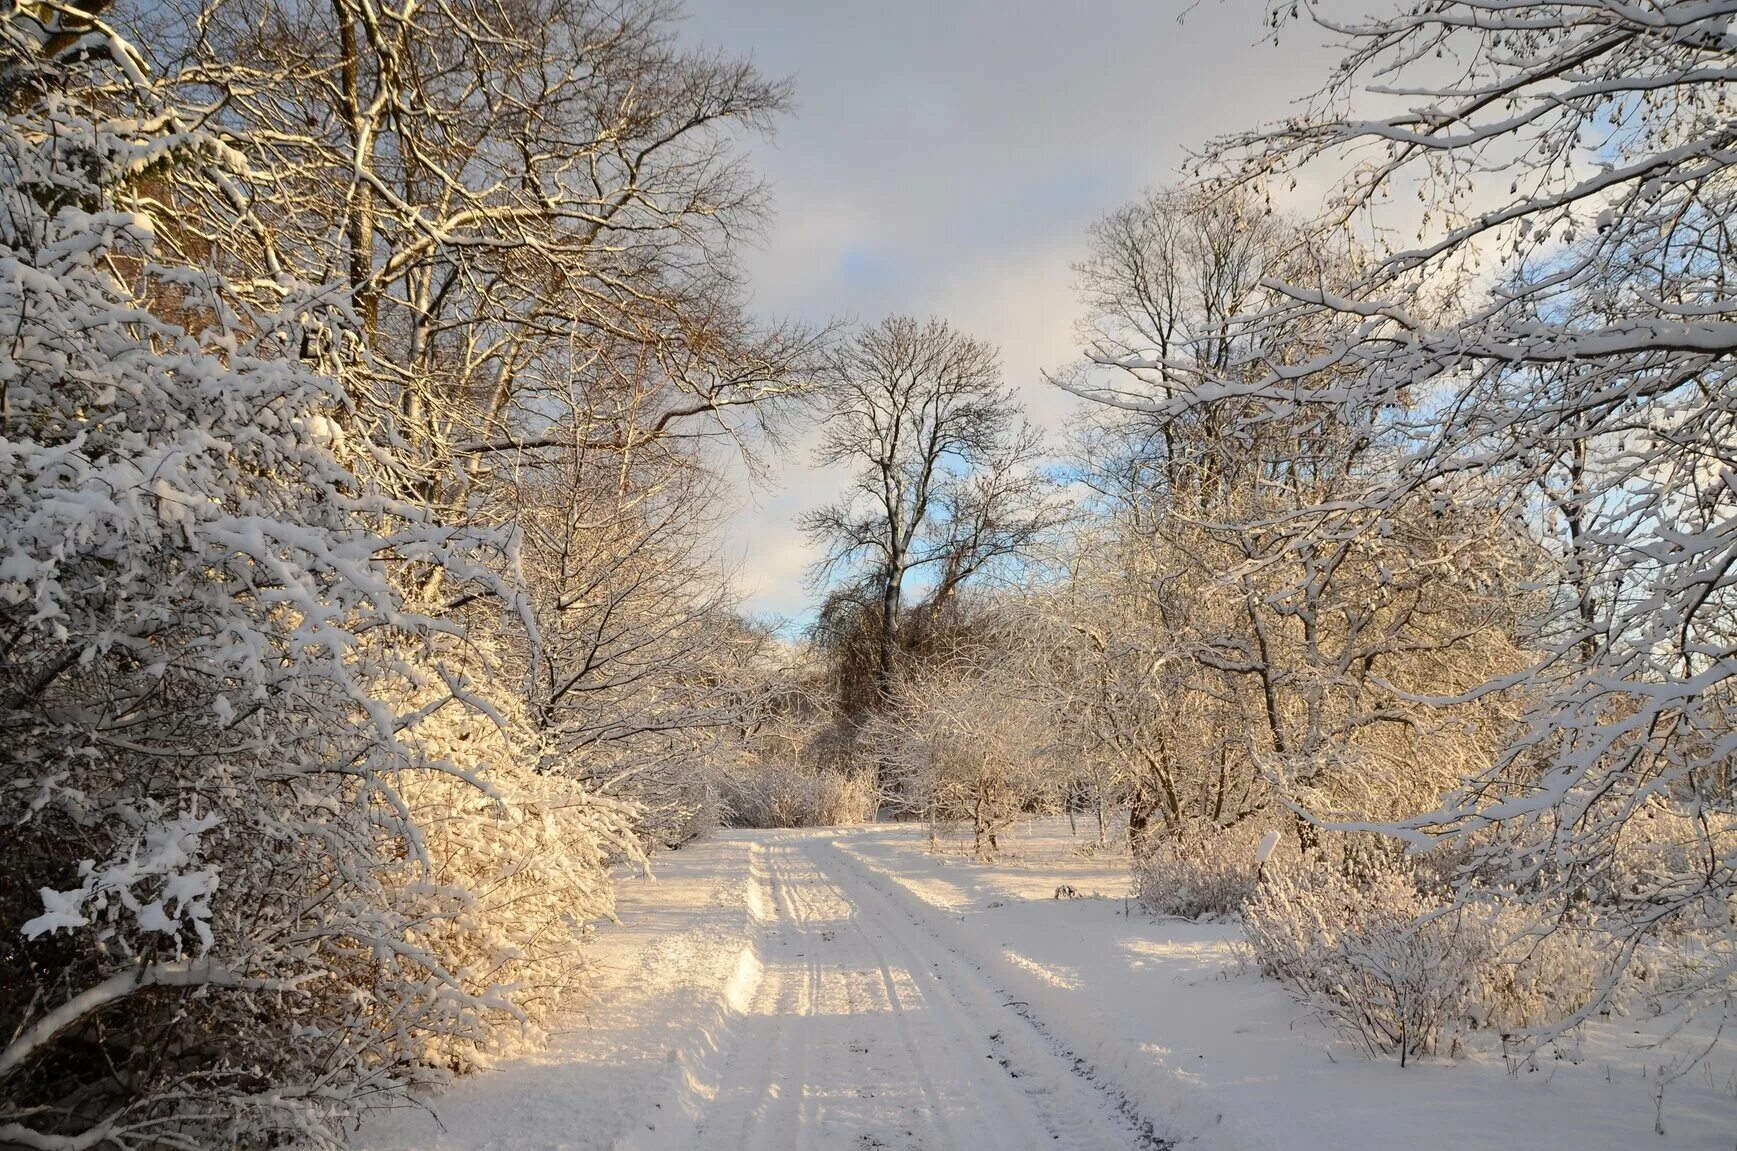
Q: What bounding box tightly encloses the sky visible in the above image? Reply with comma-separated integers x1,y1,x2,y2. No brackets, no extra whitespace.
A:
681,0,1342,628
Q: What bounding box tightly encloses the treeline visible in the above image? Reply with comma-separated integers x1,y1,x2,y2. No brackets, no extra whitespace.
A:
0,0,813,1145
759,0,1737,1091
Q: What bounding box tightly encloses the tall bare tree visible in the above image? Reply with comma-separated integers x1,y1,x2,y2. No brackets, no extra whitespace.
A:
801,316,1060,710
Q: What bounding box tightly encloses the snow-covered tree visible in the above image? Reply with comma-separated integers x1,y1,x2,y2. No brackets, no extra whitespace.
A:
133,0,824,846
871,648,1057,859
0,2,655,1145
508,443,759,843
1061,188,1528,864
1072,0,1737,1034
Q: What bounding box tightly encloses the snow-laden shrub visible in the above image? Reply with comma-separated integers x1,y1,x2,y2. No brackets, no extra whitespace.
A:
1597,808,1737,927
1135,827,1265,919
379,702,641,1073
1242,857,1604,1066
1473,911,1606,1040
1132,829,1257,916
718,763,878,828
1243,862,1490,1064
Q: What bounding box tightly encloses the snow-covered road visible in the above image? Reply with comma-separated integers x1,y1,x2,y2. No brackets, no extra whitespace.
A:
691,836,1156,1150
357,829,1161,1151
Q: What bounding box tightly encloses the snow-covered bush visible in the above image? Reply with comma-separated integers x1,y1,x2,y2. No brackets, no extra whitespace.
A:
717,763,878,828
1243,862,1491,1065
1135,826,1270,920
382,700,640,1072
1242,858,1603,1066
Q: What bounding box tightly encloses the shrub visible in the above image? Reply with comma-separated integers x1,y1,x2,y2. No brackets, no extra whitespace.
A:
1243,863,1487,1065
390,707,640,1072
718,764,879,828
1134,829,1264,920
1242,857,1604,1066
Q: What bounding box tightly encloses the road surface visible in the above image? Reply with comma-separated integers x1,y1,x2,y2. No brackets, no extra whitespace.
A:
356,829,1162,1151
690,835,1157,1150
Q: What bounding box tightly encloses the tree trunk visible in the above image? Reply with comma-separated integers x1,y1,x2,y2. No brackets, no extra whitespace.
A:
1128,792,1159,851
877,560,901,703
973,788,985,858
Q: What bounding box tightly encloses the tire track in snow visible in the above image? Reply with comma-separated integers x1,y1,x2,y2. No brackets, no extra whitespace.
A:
700,835,957,1150
690,832,1151,1151
792,841,1092,1151
818,837,1174,1151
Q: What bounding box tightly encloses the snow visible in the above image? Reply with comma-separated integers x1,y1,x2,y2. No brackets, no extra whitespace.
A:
355,821,1737,1150
22,814,223,947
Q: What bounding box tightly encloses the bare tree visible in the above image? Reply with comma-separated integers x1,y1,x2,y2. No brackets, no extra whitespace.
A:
1066,187,1300,509
802,316,1061,710
145,0,816,468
